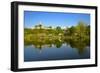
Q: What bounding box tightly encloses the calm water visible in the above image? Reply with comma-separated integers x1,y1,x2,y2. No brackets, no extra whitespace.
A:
24,41,90,62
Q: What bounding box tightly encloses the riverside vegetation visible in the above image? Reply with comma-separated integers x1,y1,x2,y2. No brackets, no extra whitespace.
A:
24,21,90,54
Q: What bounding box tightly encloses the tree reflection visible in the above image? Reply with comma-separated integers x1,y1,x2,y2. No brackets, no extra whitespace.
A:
25,37,90,55
64,38,90,55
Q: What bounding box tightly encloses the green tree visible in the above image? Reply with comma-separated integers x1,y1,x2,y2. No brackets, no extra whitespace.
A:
38,24,42,29
48,26,52,29
55,26,63,35
64,26,75,36
86,25,90,35
56,26,61,30
34,25,38,29
75,21,87,38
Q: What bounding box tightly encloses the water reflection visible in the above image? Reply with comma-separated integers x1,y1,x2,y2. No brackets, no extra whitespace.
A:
65,39,90,55
24,38,90,62
25,38,90,55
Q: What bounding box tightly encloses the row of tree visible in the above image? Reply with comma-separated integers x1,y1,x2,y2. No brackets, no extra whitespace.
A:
64,21,90,38
24,21,90,42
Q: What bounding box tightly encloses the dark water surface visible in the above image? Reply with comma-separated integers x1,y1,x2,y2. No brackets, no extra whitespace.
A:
24,40,90,62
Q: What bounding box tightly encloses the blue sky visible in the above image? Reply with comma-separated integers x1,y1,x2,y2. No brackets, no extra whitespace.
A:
24,11,90,28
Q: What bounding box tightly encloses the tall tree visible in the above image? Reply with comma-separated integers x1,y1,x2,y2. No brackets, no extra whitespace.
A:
55,26,63,35
75,21,87,38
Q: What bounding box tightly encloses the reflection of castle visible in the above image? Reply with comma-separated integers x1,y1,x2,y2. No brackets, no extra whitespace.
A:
32,44,53,53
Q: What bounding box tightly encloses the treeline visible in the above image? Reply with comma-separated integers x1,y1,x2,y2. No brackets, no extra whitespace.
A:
24,21,90,44
64,21,90,40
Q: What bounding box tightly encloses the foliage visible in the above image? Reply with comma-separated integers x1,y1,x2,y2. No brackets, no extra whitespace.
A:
24,21,90,48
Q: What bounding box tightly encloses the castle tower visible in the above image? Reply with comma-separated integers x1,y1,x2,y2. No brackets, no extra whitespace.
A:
34,21,45,29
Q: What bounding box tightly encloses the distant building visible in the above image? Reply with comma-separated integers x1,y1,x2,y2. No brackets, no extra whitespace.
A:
33,21,52,29
33,21,44,29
